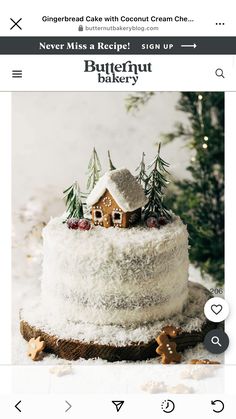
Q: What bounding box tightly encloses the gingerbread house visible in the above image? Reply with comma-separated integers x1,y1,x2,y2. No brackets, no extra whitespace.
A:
86,168,148,228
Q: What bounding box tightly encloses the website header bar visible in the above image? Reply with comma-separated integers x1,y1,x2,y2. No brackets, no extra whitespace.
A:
0,37,236,55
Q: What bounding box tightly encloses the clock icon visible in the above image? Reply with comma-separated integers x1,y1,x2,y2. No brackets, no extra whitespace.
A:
161,399,175,413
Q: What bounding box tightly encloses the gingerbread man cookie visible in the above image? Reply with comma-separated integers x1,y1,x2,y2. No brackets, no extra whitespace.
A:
156,325,182,364
162,325,182,338
28,336,46,361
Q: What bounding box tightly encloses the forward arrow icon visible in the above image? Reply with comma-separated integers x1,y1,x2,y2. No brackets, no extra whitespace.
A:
65,400,72,412
181,43,197,48
112,401,125,412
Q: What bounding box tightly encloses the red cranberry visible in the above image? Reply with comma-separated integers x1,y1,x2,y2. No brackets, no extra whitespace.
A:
158,217,168,226
78,218,91,231
146,216,158,228
67,218,80,230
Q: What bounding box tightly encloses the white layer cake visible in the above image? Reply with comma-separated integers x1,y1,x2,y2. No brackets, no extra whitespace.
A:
41,215,189,326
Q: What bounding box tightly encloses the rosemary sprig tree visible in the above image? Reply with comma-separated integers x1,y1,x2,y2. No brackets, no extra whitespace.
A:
135,152,147,187
63,181,84,220
87,147,102,192
144,143,172,221
108,150,116,171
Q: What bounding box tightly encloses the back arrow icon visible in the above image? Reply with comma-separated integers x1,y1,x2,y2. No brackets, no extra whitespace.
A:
211,400,224,413
15,400,22,412
65,400,72,412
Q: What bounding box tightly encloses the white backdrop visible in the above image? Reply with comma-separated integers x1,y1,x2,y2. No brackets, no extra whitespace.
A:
12,91,190,213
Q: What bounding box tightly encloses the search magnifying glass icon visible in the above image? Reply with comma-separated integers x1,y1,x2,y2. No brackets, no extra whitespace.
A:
211,336,222,347
204,329,229,354
215,68,225,78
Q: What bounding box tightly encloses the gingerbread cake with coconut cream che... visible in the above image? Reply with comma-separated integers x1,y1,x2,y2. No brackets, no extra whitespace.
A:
20,146,213,362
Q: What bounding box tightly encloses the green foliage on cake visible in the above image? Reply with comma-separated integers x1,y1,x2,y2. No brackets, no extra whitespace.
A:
87,147,102,192
63,181,84,220
143,143,172,222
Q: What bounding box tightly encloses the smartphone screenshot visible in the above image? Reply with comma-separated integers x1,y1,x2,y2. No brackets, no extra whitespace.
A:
0,1,235,417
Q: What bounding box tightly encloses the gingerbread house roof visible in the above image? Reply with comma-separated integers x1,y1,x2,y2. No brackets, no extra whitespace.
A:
86,168,148,212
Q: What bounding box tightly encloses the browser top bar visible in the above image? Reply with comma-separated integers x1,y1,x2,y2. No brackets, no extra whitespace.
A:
0,2,236,37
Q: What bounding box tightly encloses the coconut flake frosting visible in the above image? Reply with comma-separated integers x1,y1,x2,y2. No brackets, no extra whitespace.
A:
41,215,189,327
23,282,208,346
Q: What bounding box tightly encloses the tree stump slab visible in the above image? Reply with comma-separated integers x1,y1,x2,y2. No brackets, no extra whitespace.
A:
20,318,217,362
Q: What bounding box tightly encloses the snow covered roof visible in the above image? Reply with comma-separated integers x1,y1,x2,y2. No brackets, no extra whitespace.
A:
86,168,148,212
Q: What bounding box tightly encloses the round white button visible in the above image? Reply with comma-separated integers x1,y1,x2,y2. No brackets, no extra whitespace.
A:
204,297,229,322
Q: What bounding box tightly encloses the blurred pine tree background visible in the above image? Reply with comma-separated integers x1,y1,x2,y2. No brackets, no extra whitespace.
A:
126,92,224,284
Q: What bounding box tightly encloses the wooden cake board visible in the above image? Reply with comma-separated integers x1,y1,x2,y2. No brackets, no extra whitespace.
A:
20,319,217,362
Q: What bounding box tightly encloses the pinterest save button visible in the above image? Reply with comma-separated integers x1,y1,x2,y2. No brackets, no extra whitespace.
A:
204,297,229,323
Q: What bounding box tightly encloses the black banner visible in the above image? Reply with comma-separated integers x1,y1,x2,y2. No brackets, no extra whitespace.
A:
0,36,236,54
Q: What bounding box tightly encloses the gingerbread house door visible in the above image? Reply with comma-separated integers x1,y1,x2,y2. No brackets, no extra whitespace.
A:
103,213,112,228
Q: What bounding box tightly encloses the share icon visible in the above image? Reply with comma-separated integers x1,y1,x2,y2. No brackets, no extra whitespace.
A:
112,400,125,412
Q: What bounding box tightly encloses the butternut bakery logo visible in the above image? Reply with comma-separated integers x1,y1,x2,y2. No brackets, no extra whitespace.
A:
84,60,152,85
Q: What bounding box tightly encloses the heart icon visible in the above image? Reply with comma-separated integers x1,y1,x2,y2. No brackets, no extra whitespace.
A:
211,304,223,315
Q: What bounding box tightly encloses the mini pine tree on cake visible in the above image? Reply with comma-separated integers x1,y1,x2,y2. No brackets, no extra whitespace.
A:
144,143,172,223
63,181,84,220
135,152,147,187
108,150,116,171
87,147,102,192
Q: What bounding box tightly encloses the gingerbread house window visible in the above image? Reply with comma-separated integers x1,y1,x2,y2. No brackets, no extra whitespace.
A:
94,209,103,220
112,211,122,224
